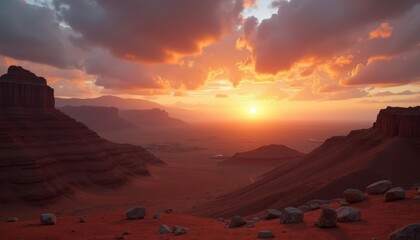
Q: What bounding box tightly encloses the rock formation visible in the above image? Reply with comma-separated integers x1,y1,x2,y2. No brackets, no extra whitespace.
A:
0,66,163,205
373,106,420,137
0,66,55,108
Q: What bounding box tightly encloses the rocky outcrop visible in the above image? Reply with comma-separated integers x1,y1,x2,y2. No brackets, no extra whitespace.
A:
0,66,163,205
0,66,54,108
373,106,420,137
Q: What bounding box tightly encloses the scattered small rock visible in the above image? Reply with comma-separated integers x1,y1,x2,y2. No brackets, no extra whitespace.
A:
153,213,162,219
40,213,57,225
6,217,18,222
308,202,321,210
385,187,406,202
343,188,366,203
257,230,275,239
298,205,310,212
246,223,255,228
158,224,171,234
366,180,393,194
389,223,420,240
229,216,247,228
252,216,261,222
122,231,130,236
280,207,304,224
173,225,187,235
164,208,173,214
217,217,225,222
263,209,282,220
336,207,361,222
316,205,337,228
126,206,146,219
79,216,86,223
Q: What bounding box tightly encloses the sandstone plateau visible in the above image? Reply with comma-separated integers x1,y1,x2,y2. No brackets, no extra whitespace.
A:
0,66,163,205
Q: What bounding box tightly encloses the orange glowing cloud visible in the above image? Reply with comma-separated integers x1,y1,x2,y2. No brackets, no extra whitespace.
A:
369,22,393,39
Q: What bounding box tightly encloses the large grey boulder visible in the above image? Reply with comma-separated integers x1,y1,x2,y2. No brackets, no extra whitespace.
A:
40,213,57,225
263,209,282,220
315,205,337,228
229,216,247,228
389,223,420,240
366,180,393,194
280,207,303,224
385,187,406,202
343,188,366,203
257,230,275,239
126,206,146,219
336,207,361,222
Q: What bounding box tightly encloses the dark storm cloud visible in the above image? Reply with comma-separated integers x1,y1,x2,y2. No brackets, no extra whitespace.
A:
0,0,76,67
53,0,245,63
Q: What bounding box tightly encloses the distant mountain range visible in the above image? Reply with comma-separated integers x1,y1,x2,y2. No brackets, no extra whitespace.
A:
56,95,197,121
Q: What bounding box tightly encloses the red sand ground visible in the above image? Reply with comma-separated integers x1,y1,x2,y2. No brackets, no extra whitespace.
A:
1,190,419,240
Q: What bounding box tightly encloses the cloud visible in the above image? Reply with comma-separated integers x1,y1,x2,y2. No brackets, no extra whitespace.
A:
53,0,245,63
215,93,229,98
373,90,420,97
0,0,78,67
245,0,418,75
343,49,420,86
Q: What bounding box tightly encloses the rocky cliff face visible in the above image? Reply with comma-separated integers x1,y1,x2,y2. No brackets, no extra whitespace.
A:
373,106,420,137
0,66,163,205
0,66,55,108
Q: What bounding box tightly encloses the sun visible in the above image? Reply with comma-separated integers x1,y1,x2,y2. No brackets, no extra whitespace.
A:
248,106,257,115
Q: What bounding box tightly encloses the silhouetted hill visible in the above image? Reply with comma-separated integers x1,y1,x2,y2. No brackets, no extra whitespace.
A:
219,144,304,166
120,108,187,127
60,105,137,132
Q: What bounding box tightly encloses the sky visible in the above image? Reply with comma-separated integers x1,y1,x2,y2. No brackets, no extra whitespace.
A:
0,0,419,121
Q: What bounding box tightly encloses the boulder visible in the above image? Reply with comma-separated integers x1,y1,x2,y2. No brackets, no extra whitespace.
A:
263,209,282,220
385,187,406,202
343,188,366,203
257,230,275,239
126,207,146,219
229,216,247,228
389,223,420,240
280,207,304,224
158,224,171,234
336,207,361,222
40,213,57,225
173,225,187,235
366,180,393,194
316,205,337,228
